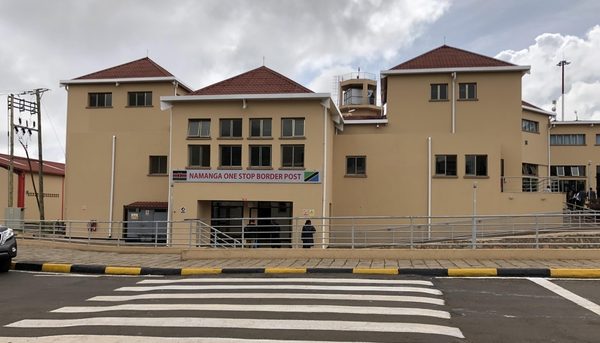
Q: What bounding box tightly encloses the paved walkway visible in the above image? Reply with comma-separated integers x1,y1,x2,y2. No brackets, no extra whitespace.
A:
14,244,600,269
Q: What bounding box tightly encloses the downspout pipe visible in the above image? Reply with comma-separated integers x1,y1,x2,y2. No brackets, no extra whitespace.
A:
427,137,432,239
321,102,328,248
451,72,456,134
109,135,116,238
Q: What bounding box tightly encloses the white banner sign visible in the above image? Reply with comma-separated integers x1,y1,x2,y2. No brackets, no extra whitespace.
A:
173,170,320,184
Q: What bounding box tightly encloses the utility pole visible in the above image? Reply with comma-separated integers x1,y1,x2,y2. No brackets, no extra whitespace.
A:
35,89,45,220
557,60,570,121
7,95,15,207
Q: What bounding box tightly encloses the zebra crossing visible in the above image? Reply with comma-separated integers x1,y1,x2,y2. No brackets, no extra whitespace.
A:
5,276,464,342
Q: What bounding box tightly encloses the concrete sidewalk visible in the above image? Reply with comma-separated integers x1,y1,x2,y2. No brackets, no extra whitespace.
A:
13,240,600,270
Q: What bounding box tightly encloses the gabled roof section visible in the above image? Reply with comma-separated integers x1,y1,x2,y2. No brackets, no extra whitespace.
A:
191,66,313,95
522,100,555,116
75,57,174,80
390,45,516,70
0,153,65,176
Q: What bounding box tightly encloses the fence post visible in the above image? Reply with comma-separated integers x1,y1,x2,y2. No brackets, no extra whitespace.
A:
351,218,355,249
189,221,193,248
87,223,91,245
471,215,477,250
409,217,414,249
154,222,158,247
535,215,539,249
241,222,246,249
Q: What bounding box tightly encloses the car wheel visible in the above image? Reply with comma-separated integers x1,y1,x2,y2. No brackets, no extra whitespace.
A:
0,259,10,273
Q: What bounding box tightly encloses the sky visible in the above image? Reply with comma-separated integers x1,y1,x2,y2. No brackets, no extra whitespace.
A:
1,0,599,163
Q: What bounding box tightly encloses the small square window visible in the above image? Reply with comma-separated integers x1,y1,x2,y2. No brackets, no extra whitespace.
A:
459,83,477,100
435,155,457,176
188,119,211,138
282,118,305,137
220,119,242,138
282,145,304,168
188,145,210,167
430,84,448,100
250,145,271,167
465,154,487,176
128,92,152,106
220,145,242,167
88,93,112,107
149,155,167,174
346,156,366,175
250,118,272,137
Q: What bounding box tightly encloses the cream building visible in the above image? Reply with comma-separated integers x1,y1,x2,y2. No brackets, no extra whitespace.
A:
56,45,600,244
1,153,65,222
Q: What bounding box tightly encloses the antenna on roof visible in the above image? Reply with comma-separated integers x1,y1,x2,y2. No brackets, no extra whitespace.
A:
262,56,265,66
146,49,149,58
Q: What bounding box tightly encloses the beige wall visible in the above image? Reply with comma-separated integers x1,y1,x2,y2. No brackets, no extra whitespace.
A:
332,71,563,218
168,99,337,243
550,123,600,191
1,168,64,221
64,81,180,230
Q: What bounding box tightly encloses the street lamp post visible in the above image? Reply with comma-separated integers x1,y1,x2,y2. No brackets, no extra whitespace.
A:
472,182,477,249
557,60,570,121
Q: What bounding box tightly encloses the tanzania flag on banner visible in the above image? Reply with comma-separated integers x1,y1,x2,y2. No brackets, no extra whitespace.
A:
304,171,320,183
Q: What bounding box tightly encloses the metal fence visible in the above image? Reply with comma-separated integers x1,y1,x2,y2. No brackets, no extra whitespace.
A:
4,211,600,249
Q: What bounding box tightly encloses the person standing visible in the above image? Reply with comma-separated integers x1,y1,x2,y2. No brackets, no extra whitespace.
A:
301,220,316,248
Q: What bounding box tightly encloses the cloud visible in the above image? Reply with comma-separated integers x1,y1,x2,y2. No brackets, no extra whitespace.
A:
496,25,600,120
0,0,451,162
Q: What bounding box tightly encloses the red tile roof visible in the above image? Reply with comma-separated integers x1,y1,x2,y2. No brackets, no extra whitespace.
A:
191,66,313,95
75,57,174,80
391,45,515,70
0,153,65,176
124,202,168,209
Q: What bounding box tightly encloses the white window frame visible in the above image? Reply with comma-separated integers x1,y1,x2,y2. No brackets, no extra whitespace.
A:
187,119,211,138
459,83,477,100
281,118,305,138
249,118,272,138
430,84,448,101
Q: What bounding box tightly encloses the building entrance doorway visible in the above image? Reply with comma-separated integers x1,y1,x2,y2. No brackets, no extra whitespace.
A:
249,201,293,248
211,201,243,245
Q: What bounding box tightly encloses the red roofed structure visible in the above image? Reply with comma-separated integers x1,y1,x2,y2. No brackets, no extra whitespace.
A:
192,66,313,95
75,57,174,80
0,153,64,176
390,45,516,70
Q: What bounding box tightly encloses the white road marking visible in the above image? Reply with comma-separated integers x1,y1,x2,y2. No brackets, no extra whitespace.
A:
88,292,445,305
6,317,464,338
116,284,442,295
0,335,384,343
529,278,600,316
52,303,451,319
138,278,434,286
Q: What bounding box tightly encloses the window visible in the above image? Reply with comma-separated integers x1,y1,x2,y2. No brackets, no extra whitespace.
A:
550,165,586,177
596,134,600,145
220,145,242,167
220,119,242,138
128,92,152,107
249,118,272,137
550,134,585,145
149,156,167,175
458,83,477,100
88,93,112,107
282,118,305,137
522,163,538,192
522,119,539,133
346,156,366,176
249,145,271,167
343,88,362,105
465,154,487,176
430,84,448,100
188,119,211,138
435,155,457,176
281,145,304,168
188,145,210,167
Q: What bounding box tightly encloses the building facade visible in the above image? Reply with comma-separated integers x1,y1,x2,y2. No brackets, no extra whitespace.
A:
55,46,600,244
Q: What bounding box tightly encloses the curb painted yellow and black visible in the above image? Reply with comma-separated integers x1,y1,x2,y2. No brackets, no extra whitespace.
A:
9,262,600,278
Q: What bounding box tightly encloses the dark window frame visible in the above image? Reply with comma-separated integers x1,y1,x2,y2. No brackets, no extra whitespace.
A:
220,119,243,138
88,92,112,107
281,118,305,138
249,145,272,167
458,83,477,100
149,155,167,175
550,134,586,145
220,145,242,167
430,83,448,101
281,144,304,168
346,156,366,176
127,91,152,107
435,154,457,176
465,154,487,176
249,118,272,138
522,119,539,133
188,145,211,168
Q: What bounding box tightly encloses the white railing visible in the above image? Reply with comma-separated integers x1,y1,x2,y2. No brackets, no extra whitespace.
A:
4,212,600,249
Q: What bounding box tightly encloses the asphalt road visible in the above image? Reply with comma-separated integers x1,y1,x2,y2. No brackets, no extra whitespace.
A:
1,271,599,342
